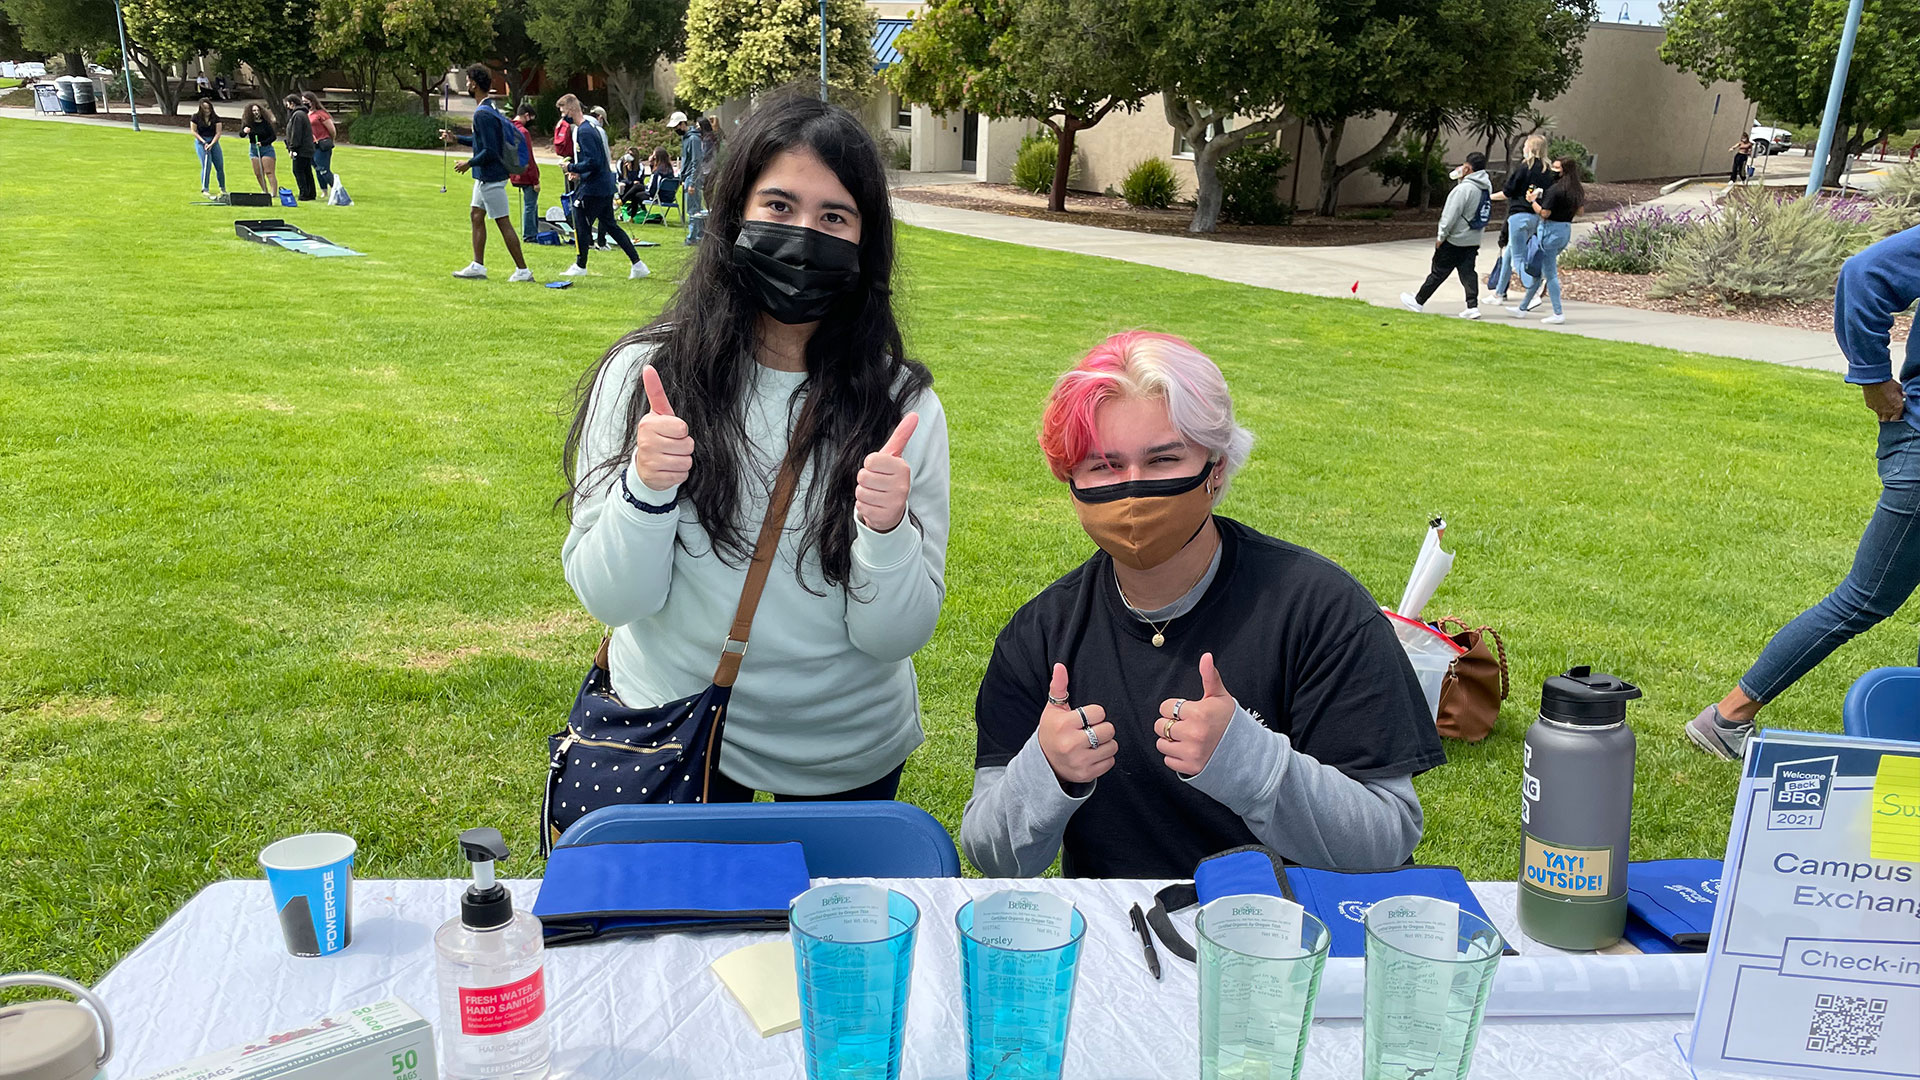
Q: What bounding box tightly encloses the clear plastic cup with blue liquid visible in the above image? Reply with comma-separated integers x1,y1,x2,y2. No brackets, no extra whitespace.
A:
790,883,920,1080
955,890,1086,1080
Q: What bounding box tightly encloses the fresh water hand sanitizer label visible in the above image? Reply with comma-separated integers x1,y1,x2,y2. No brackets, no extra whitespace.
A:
972,890,1075,949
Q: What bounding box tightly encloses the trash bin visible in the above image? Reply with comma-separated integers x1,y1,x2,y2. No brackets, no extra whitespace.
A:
73,76,97,114
55,76,77,114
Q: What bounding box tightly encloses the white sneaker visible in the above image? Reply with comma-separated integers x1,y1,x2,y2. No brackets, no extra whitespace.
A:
1506,305,1527,318
1487,295,1507,307
1400,292,1424,313
560,263,590,277
1458,307,1481,319
452,262,487,279
507,267,534,283
201,189,211,199
1522,295,1544,312
629,261,651,280
1542,313,1566,324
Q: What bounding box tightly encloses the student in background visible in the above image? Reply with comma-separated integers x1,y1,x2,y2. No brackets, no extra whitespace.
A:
674,111,705,246
1505,156,1584,325
557,93,648,280
239,102,279,197
1490,134,1552,307
1688,225,1920,759
191,98,227,199
642,147,676,219
1400,152,1494,319
1729,135,1754,185
512,100,543,242
616,149,646,219
283,94,317,202
439,64,533,282
554,108,576,205
303,93,337,198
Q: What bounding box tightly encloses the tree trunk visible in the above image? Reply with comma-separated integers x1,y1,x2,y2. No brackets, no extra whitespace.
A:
607,68,649,135
1190,139,1226,233
1050,118,1080,213
1820,129,1864,189
501,65,526,113
1316,114,1405,216
63,52,84,78
130,49,181,117
1421,127,1443,210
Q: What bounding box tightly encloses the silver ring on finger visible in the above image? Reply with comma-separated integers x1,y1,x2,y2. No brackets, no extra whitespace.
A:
1077,707,1092,730
1172,698,1186,720
1086,727,1100,749
1047,694,1069,706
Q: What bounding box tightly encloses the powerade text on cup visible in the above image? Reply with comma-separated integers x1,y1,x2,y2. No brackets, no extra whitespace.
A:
258,833,356,958
1518,666,1641,951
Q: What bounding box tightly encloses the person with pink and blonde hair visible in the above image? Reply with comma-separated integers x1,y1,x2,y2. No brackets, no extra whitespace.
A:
961,331,1444,880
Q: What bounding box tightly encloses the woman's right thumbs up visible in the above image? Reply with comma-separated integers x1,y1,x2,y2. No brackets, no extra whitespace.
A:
633,365,694,491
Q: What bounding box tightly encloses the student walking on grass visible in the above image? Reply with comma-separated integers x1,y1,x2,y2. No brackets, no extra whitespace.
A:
1504,156,1584,324
304,93,337,197
512,100,542,243
1401,151,1494,319
557,94,648,280
439,65,531,282
191,99,227,199
560,93,948,803
1689,225,1920,759
239,103,279,197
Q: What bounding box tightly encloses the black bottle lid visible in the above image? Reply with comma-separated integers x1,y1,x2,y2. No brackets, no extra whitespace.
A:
1541,665,1643,725
458,827,514,931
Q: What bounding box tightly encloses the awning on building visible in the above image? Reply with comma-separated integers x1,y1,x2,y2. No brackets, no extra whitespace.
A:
872,19,911,71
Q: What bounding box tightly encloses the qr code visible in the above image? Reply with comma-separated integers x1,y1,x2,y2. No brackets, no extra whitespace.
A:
1805,994,1887,1055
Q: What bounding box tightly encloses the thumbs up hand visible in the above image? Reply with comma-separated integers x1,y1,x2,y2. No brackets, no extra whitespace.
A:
632,365,693,491
854,412,918,533
1157,653,1236,777
1039,663,1117,786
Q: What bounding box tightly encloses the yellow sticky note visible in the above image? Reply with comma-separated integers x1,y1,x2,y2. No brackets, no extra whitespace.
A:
711,939,801,1037
1869,753,1920,863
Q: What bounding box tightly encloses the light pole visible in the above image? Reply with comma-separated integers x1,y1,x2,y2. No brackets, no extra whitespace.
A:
818,0,829,102
1805,0,1866,197
111,0,140,131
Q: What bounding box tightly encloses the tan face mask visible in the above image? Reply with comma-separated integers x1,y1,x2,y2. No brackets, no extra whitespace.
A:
1070,461,1217,571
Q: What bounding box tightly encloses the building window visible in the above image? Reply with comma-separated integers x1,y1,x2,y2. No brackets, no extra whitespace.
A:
895,94,913,130
1174,116,1234,159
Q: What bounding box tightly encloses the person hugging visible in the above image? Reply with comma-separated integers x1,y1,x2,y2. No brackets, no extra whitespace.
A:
961,332,1445,879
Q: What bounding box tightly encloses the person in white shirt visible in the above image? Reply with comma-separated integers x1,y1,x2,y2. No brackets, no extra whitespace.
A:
560,93,950,801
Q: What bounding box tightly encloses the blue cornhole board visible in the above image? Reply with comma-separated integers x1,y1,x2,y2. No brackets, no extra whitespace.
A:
235,218,364,258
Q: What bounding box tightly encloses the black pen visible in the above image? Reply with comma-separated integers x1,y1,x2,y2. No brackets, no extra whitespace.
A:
1128,902,1162,980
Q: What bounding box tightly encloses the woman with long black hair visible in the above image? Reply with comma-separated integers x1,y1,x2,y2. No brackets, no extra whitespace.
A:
560,93,950,802
1506,155,1585,325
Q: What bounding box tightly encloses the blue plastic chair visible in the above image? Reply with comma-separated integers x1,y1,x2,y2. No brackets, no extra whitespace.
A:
556,801,961,878
1841,667,1920,742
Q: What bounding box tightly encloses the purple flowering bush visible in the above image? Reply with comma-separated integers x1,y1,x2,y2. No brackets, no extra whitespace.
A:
1562,206,1698,274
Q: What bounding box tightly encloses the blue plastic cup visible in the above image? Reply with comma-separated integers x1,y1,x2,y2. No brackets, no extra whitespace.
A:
790,885,920,1080
259,832,355,957
956,892,1087,1080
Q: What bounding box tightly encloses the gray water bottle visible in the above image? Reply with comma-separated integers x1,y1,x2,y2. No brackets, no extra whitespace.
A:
1518,666,1642,950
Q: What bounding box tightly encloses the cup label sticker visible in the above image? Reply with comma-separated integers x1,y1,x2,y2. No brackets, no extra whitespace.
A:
460,968,546,1035
791,883,891,942
1367,895,1460,961
1199,894,1307,959
972,890,1075,949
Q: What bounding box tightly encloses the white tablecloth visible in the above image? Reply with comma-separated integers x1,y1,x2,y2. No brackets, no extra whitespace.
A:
94,877,1704,1079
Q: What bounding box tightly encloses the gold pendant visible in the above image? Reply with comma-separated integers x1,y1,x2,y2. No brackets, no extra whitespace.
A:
1152,632,1165,647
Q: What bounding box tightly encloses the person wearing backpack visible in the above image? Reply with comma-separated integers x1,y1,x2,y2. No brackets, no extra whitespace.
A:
1401,151,1493,319
439,64,532,282
557,93,649,280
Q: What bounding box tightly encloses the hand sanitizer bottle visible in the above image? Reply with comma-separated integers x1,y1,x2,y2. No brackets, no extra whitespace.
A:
434,827,552,1079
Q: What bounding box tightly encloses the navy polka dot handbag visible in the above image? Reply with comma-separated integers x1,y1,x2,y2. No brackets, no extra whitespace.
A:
541,443,804,856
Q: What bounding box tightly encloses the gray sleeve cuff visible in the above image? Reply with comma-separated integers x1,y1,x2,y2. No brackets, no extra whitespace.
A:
1184,702,1285,813
959,732,1089,877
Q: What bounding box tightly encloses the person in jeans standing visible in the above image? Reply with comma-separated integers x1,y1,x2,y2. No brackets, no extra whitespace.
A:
1491,134,1553,306
439,65,533,282
1689,225,1920,758
674,111,705,245
240,103,280,197
557,94,649,280
191,98,227,199
511,99,543,242
1729,135,1754,185
303,92,337,197
1401,152,1493,319
1504,156,1583,324
283,95,317,202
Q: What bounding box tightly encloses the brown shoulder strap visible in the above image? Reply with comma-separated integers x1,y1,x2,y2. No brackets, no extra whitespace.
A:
711,404,815,688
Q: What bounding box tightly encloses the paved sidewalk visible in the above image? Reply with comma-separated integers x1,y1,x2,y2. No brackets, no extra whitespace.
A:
891,197,1847,373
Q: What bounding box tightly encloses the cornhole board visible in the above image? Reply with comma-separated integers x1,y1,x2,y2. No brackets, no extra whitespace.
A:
235,219,364,258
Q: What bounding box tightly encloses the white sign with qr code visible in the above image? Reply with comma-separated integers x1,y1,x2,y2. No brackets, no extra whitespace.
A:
1686,731,1920,1080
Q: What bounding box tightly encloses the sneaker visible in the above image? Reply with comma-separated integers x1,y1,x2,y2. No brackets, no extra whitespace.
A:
1522,295,1544,312
1542,313,1566,324
1399,293,1424,313
629,261,651,279
1685,705,1754,761
1506,304,1527,318
201,189,211,199
507,267,534,283
1458,307,1481,319
1488,295,1508,307
452,263,487,279
560,263,590,277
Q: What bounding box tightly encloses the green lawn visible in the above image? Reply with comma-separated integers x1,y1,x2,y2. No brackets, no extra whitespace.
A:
2,118,1912,984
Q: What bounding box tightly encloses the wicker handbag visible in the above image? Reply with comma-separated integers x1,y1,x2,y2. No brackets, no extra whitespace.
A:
1433,617,1509,742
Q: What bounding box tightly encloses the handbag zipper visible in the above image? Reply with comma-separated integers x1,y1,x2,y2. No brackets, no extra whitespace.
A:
558,726,685,755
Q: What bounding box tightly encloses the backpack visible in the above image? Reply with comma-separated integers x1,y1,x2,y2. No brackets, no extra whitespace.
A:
1468,184,1492,232
488,105,531,175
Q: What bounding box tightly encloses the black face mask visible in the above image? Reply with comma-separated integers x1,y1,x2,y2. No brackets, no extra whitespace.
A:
731,220,863,325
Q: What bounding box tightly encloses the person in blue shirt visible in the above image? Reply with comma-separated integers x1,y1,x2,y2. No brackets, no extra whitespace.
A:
557,94,648,281
1689,224,1920,758
439,64,531,282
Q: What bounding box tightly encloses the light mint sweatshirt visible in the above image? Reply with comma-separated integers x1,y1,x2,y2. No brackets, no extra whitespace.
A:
561,342,951,794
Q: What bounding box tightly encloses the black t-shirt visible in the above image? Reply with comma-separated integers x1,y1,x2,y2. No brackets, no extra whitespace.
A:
1538,181,1581,222
245,118,276,146
974,517,1445,879
1502,161,1555,214
192,116,219,139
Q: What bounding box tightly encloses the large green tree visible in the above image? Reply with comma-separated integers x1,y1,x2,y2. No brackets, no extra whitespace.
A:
1131,0,1326,232
1,0,114,77
488,0,544,111
316,0,495,116
678,0,873,109
527,0,686,128
890,0,1156,213
1663,0,1920,189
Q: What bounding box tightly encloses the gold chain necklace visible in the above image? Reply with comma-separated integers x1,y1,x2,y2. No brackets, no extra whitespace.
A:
1116,564,1211,648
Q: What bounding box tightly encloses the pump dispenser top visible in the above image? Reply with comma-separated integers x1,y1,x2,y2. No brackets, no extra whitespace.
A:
458,827,514,932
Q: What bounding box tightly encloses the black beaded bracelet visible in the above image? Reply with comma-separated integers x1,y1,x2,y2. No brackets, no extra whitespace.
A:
620,469,678,514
